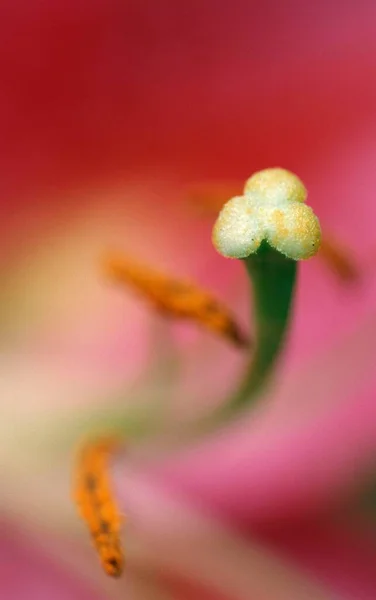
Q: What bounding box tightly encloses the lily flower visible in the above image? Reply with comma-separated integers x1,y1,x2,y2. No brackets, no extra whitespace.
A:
3,1,376,599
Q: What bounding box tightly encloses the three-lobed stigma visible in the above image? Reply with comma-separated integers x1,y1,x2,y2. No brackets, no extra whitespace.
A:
212,167,321,260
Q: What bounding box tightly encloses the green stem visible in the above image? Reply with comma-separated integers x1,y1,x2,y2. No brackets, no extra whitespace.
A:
219,242,297,418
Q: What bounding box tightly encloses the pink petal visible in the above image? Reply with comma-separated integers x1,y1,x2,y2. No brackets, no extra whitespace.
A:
0,525,106,600
155,309,376,522
115,469,331,599
260,519,376,600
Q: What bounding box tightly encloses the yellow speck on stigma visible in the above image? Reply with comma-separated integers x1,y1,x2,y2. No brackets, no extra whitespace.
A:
212,167,321,260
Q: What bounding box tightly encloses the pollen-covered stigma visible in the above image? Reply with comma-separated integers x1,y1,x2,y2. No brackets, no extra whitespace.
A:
212,167,321,260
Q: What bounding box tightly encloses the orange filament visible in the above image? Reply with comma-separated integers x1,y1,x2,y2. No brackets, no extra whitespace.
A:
74,437,124,578
319,237,359,282
102,252,249,349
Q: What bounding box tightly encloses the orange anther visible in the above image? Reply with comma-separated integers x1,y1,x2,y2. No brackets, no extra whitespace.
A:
74,438,124,578
102,252,249,349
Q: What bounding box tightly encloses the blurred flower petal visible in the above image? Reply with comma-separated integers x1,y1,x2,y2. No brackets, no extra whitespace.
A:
0,524,106,600
116,470,331,600
262,519,376,600
157,309,376,521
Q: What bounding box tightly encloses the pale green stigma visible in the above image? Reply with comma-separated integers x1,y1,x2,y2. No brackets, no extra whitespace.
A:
212,168,321,260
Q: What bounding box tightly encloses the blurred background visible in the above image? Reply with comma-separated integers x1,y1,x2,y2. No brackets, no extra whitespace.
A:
2,1,376,599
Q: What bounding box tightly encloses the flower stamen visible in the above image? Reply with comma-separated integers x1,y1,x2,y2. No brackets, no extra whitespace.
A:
102,252,249,348
74,437,124,578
